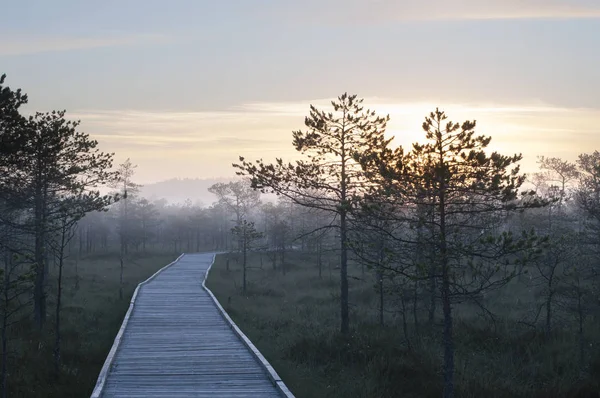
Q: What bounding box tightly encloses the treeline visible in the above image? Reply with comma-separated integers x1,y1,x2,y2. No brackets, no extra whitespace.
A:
76,179,329,258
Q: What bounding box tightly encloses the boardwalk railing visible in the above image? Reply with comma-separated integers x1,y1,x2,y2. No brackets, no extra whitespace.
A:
202,254,295,398
90,253,295,398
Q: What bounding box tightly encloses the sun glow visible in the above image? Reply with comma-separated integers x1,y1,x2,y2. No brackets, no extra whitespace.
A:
69,99,600,184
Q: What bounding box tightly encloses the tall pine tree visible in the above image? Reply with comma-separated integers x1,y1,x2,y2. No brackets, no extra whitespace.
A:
21,111,117,329
235,93,390,334
359,108,543,397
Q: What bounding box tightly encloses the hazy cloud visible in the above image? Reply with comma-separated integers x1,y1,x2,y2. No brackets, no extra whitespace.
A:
67,108,294,183
0,33,168,56
402,0,600,21
266,0,600,25
66,99,600,184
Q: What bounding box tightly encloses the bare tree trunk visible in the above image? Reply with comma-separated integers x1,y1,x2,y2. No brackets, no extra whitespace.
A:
142,228,147,252
1,255,10,398
33,259,45,330
441,266,454,398
440,191,455,398
78,229,84,256
123,194,129,255
281,247,286,276
340,209,349,335
428,263,436,325
119,254,124,300
317,242,322,279
86,225,92,253
545,291,554,336
577,288,585,368
119,194,126,299
361,258,365,279
196,227,201,252
54,226,67,377
44,250,51,279
401,291,411,348
242,239,247,295
413,280,419,335
1,312,7,398
34,181,47,330
377,270,384,326
74,256,79,290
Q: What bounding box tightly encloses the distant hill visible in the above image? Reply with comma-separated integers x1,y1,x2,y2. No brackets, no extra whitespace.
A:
138,177,232,206
138,177,279,207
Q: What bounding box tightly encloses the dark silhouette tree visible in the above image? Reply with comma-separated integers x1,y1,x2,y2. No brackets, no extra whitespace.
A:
0,231,33,398
50,192,111,376
21,110,117,329
0,74,30,228
209,180,261,265
576,151,600,229
110,158,141,299
110,158,141,252
358,108,543,398
135,198,160,252
208,180,261,226
234,93,390,334
520,157,580,337
536,156,579,206
231,220,263,295
574,150,600,346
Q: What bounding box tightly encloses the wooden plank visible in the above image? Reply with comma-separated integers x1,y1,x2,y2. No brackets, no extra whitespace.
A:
91,253,292,398
202,254,296,398
91,253,186,398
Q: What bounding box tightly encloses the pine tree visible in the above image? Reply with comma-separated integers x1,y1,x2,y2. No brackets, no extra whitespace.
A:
358,108,543,397
20,111,117,329
235,93,390,334
231,220,263,296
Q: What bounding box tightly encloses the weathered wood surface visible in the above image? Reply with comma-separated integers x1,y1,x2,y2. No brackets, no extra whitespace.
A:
92,253,292,397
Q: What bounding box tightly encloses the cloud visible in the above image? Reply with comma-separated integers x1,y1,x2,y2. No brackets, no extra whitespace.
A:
267,0,600,25
403,0,600,21
0,33,168,56
66,99,600,183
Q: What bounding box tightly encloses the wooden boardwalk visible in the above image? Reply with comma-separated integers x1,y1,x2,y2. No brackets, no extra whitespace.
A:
91,253,294,397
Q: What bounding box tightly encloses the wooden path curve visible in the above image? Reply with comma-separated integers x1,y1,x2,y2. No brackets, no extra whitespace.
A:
91,253,294,397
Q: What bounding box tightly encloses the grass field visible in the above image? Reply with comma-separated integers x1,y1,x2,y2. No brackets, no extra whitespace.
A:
6,250,177,398
206,250,600,398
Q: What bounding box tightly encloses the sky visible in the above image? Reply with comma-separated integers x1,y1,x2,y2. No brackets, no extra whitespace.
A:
1,0,599,184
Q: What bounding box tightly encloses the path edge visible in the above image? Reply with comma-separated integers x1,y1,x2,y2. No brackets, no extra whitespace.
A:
202,253,296,398
90,253,186,398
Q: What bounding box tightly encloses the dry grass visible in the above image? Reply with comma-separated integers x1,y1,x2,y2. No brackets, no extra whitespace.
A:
5,250,177,397
206,250,600,398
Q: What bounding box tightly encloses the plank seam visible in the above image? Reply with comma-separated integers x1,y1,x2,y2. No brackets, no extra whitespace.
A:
202,253,296,398
90,253,186,398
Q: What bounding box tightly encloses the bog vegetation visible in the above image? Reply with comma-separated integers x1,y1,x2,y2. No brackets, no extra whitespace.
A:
1,76,599,397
